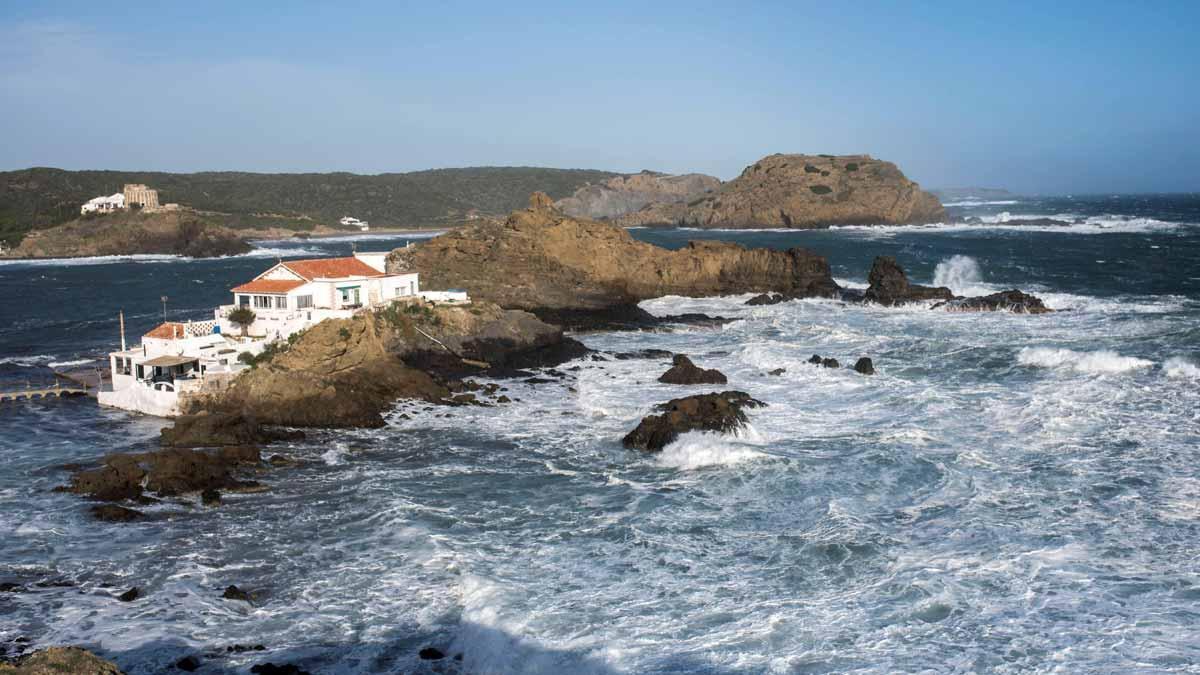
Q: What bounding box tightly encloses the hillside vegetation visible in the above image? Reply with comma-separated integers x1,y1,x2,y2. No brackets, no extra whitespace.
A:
0,166,620,244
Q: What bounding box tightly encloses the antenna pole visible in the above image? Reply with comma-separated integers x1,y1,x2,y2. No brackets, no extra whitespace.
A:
119,310,126,351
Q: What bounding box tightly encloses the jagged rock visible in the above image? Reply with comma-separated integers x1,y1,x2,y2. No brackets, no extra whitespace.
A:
0,647,124,675
768,368,786,376
622,391,765,452
616,154,944,229
200,489,221,507
853,357,875,375
175,656,200,672
808,355,823,365
528,191,556,211
746,293,786,306
657,355,728,385
933,289,1052,314
864,256,954,305
89,505,144,523
225,645,267,653
117,587,139,602
161,412,303,448
555,171,721,220
221,585,251,602
612,349,674,361
388,198,840,322
67,447,263,504
821,358,840,369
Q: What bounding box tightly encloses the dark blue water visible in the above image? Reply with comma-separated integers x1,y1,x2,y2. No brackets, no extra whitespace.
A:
1,196,1198,674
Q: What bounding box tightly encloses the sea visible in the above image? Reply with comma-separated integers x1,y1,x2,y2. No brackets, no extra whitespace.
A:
1,195,1199,674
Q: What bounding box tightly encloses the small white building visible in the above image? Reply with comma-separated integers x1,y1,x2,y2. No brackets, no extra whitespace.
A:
81,193,126,215
98,320,254,417
340,216,370,231
214,253,420,340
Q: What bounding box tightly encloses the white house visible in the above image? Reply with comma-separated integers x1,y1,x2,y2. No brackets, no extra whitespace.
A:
214,252,421,340
98,320,254,417
340,216,369,231
81,193,126,214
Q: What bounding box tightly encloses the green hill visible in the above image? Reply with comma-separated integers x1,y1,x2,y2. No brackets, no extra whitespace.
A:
0,166,621,244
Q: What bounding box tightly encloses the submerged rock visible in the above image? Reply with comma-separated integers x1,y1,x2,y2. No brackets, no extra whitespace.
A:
822,358,840,369
250,664,310,675
117,587,139,602
864,256,954,305
657,355,728,385
66,447,264,506
174,655,200,672
853,357,876,375
622,391,766,452
418,647,446,660
0,647,124,675
89,504,144,523
933,289,1051,314
221,585,252,602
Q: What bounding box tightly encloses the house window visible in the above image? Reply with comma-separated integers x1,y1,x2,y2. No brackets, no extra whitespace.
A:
253,295,272,309
275,296,287,309
296,295,313,309
238,294,250,307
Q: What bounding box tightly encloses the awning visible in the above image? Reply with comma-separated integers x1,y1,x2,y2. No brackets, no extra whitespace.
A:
142,355,199,367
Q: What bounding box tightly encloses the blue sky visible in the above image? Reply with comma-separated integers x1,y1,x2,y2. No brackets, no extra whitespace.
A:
2,1,1197,193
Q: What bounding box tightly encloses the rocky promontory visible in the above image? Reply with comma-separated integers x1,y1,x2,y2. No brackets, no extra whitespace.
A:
615,154,944,229
388,193,840,327
199,300,584,428
554,171,720,220
7,211,252,258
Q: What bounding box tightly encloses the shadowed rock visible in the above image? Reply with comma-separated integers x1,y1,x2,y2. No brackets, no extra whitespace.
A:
864,256,954,305
658,355,728,385
853,357,875,375
0,647,124,674
623,391,765,452
222,585,252,602
117,587,139,602
161,412,303,448
746,293,786,306
66,447,264,508
89,504,144,523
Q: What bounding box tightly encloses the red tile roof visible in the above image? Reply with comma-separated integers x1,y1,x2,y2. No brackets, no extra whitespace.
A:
144,322,186,339
281,257,385,280
231,279,307,294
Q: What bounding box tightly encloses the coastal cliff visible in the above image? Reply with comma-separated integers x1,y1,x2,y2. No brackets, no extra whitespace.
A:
388,193,839,322
615,154,944,228
554,171,720,220
7,211,251,258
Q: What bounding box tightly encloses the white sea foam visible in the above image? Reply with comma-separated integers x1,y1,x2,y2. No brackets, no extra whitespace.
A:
0,354,55,367
830,216,1185,236
930,255,998,296
1163,357,1200,379
0,254,180,267
47,359,93,368
655,429,767,470
942,200,1020,207
1017,347,1154,374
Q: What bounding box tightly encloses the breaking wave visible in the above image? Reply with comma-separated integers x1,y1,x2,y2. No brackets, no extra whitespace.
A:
931,255,994,296
1163,357,1200,379
1017,347,1155,374
654,429,768,470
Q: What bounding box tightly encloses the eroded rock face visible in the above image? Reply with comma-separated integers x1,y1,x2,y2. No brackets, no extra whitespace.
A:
615,154,944,229
622,391,765,452
160,412,303,448
0,647,124,675
66,446,264,504
555,171,721,220
657,355,728,385
863,256,955,305
933,289,1052,314
204,300,582,427
388,194,839,317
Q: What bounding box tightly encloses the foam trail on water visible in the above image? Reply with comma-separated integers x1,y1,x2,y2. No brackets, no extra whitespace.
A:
1163,357,1200,379
654,429,767,470
1017,347,1154,374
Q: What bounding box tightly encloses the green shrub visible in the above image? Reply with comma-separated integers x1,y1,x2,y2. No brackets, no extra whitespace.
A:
804,164,821,174
810,185,833,195
338,327,352,340
846,163,859,171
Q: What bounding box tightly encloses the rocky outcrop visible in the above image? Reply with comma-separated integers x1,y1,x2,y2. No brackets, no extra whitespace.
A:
65,445,265,504
745,293,786,306
657,355,727,385
615,154,944,229
933,289,1052,314
853,357,875,375
388,193,839,323
863,256,955,305
555,171,720,220
203,300,581,427
160,412,303,448
622,391,765,452
0,647,123,675
9,211,251,259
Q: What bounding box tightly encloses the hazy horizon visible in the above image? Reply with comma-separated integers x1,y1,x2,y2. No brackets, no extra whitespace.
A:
3,1,1197,193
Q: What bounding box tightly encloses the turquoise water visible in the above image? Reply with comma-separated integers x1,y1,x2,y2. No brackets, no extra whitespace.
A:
1,196,1198,673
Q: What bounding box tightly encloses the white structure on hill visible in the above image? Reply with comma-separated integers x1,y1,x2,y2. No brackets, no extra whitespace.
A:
215,252,420,340
81,193,125,214
340,216,370,231
98,320,255,417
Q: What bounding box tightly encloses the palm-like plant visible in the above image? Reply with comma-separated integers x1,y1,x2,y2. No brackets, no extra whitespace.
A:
227,307,256,337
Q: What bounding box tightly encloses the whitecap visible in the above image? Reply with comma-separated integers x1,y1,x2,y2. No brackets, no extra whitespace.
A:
1017,347,1154,374
1163,357,1200,379
47,359,94,368
654,429,767,470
